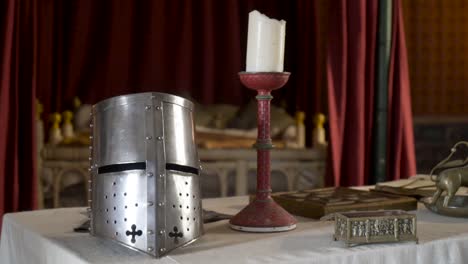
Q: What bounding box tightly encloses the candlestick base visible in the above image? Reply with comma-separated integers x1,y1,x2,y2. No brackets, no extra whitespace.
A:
229,197,297,233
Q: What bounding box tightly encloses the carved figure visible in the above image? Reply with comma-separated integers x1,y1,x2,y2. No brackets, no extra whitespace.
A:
48,112,63,145
430,141,468,207
62,110,75,139
312,113,327,148
432,167,468,207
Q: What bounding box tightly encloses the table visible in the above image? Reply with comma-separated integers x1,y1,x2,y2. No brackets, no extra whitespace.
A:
2,196,468,264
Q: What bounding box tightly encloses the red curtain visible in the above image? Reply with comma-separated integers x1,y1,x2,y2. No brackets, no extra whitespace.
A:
327,0,416,186
34,0,320,135
0,0,38,229
387,0,417,180
326,0,378,186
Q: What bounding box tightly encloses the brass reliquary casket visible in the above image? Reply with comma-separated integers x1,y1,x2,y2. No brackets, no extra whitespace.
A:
333,210,418,247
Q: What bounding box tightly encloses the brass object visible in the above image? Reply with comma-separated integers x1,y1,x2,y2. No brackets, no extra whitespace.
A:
333,210,418,247
62,110,73,124
422,196,468,218
429,141,468,207
49,112,62,130
48,112,63,145
295,111,305,148
36,99,43,121
62,110,75,141
312,113,327,147
73,96,82,109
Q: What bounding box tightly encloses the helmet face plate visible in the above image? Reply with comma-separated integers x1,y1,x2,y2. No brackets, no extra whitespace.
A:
165,170,203,250
90,92,203,257
92,170,149,251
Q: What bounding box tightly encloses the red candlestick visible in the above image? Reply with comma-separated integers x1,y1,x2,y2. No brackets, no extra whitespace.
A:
229,72,297,232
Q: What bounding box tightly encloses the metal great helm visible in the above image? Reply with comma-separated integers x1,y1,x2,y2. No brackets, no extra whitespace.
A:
89,92,203,257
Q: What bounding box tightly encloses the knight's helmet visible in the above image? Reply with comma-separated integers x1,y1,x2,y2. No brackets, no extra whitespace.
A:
89,92,203,257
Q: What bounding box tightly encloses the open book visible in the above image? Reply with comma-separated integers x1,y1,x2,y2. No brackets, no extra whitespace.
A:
373,175,468,198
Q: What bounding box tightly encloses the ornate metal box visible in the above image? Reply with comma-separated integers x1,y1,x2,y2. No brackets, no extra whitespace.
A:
89,92,203,257
333,210,418,246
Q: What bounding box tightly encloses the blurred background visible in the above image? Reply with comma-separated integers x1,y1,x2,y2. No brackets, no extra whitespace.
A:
1,0,467,216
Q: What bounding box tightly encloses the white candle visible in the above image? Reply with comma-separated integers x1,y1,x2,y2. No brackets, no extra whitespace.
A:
246,10,286,72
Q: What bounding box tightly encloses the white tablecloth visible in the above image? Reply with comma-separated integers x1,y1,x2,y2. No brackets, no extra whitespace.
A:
1,196,468,264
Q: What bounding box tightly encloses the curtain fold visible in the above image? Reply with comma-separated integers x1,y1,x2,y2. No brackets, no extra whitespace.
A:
35,0,320,128
0,0,38,230
327,0,416,186
387,0,417,180
326,0,378,186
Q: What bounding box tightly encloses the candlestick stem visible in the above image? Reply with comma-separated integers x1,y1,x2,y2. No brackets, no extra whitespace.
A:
229,72,297,233
255,90,273,200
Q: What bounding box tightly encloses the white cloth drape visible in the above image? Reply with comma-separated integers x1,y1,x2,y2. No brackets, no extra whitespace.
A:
2,196,468,264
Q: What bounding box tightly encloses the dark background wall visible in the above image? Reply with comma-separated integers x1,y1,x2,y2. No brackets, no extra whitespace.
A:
403,0,468,172
403,0,468,116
